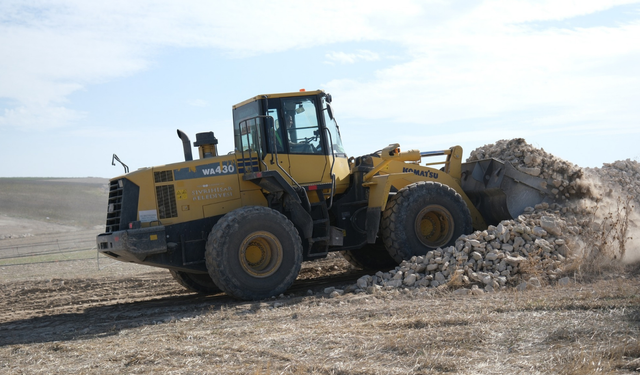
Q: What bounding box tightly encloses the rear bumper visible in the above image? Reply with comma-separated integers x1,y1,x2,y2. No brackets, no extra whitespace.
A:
97,226,167,262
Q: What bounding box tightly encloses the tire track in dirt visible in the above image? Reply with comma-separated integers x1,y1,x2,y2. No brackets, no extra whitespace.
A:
0,257,366,347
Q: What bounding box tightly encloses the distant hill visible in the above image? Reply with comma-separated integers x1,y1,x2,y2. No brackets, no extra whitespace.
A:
0,178,109,228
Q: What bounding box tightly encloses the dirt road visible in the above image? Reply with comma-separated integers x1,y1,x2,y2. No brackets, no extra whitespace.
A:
0,254,363,347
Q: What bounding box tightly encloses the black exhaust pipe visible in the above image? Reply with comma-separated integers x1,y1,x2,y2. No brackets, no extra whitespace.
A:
176,129,193,161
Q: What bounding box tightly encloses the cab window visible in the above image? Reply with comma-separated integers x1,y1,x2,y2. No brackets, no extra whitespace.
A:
267,107,285,153
282,98,323,154
322,97,347,158
233,100,262,153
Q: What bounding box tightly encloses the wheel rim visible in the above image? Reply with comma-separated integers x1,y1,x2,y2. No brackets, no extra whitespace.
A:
415,205,454,248
239,231,283,278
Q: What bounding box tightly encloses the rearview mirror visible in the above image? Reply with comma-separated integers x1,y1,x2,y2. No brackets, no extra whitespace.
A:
326,103,334,120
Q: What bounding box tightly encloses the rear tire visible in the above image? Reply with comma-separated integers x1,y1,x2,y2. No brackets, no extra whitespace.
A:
205,206,303,300
170,270,221,294
341,240,398,271
382,181,472,263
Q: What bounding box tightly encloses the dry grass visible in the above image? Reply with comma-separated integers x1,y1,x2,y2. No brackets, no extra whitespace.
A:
1,273,639,374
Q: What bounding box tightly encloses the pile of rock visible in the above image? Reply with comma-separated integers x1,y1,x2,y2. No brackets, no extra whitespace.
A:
353,205,574,294
467,138,591,201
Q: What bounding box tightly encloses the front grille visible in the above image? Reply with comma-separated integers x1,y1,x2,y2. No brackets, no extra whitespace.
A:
105,180,124,232
154,170,174,183
103,178,139,233
156,185,178,219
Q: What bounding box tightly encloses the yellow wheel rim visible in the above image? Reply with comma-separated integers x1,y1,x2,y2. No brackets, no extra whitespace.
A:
415,205,454,248
239,231,283,278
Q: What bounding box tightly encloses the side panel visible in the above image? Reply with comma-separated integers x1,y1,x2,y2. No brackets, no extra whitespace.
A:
241,189,268,207
203,199,243,218
141,156,241,227
170,157,240,224
288,154,329,184
332,156,351,194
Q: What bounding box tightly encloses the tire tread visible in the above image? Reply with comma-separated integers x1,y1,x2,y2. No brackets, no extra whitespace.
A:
205,206,302,300
382,181,472,263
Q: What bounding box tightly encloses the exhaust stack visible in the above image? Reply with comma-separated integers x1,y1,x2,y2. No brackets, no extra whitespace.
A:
177,129,193,161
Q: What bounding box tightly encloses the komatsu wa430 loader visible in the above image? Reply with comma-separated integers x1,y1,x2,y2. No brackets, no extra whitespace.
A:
97,90,554,300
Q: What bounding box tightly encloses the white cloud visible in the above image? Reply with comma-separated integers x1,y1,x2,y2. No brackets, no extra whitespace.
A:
325,50,381,65
467,0,638,25
326,2,640,135
0,104,85,130
1,0,639,138
0,0,397,130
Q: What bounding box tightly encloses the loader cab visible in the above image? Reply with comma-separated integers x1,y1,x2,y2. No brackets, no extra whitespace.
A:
232,90,349,189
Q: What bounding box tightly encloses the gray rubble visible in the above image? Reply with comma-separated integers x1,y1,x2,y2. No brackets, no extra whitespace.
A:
354,206,573,294
342,138,639,296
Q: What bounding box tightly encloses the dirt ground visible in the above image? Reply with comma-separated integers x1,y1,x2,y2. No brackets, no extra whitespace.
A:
0,253,364,337
1,231,639,374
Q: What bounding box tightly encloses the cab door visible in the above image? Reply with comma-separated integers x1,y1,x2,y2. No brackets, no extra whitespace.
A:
264,107,293,179
280,96,329,184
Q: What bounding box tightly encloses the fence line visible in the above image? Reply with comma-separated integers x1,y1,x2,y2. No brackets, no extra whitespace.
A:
0,230,122,269
0,235,97,251
0,247,123,269
0,230,98,262
0,247,95,260
0,256,97,267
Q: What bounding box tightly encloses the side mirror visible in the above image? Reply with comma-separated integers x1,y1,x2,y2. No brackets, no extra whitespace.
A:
326,103,334,120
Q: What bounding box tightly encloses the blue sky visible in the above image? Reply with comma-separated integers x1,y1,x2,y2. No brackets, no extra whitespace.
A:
1,0,639,178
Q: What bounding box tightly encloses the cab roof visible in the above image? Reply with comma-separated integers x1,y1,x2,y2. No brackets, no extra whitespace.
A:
232,89,325,109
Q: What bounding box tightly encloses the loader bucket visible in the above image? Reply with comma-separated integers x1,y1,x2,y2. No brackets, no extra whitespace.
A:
460,158,555,225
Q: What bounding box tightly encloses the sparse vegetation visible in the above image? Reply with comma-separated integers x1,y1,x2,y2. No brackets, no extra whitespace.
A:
0,267,638,374
0,178,108,228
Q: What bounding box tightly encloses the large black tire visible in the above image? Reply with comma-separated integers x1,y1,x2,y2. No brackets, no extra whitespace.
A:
382,181,472,263
341,240,399,271
169,270,222,295
205,206,303,300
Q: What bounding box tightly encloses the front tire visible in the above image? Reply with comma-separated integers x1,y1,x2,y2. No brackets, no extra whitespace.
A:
382,181,472,263
170,270,221,294
205,206,303,300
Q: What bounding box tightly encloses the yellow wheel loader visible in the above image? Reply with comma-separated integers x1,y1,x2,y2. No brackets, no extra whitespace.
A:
97,90,555,300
